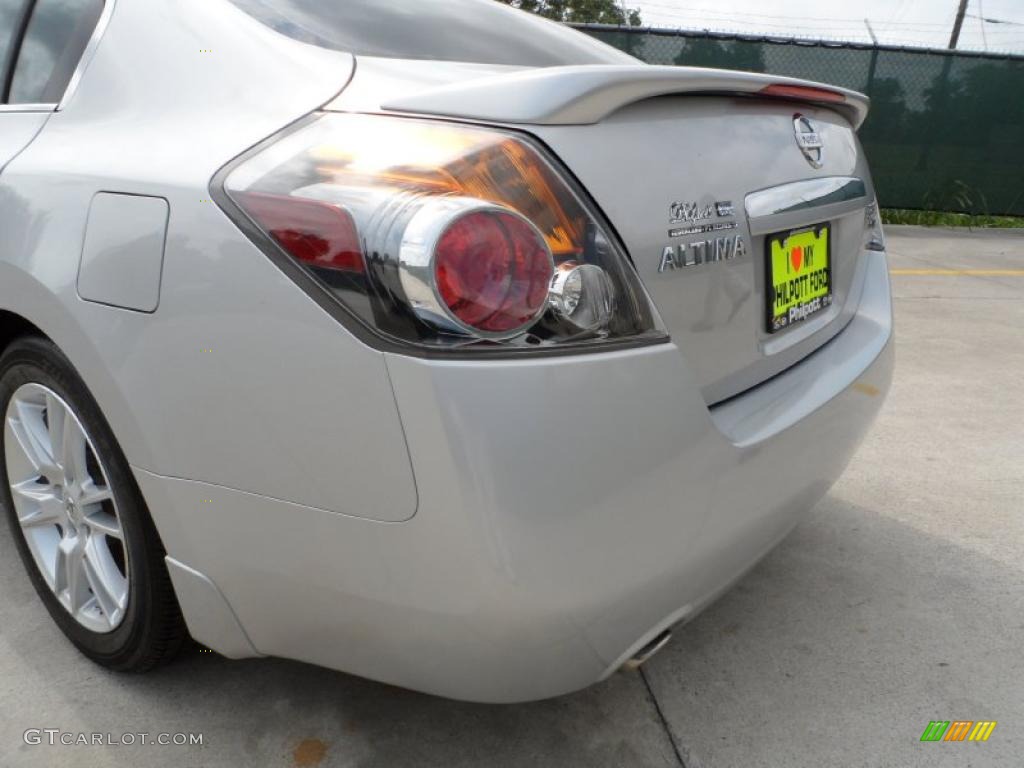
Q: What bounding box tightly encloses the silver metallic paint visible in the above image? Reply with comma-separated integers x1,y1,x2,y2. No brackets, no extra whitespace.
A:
0,0,417,524
530,97,870,404
77,192,169,313
164,556,259,659
375,63,870,128
0,0,892,701
56,0,118,111
0,112,49,174
132,250,891,701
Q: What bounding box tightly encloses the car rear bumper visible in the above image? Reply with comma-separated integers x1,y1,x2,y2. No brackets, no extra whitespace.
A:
137,250,893,702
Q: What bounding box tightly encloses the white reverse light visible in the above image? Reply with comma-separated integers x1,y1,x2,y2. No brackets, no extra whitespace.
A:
548,262,616,333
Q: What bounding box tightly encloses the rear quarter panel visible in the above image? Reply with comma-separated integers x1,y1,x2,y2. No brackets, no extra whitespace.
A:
0,0,418,523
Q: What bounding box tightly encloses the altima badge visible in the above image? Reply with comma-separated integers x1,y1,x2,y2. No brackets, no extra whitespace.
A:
658,235,747,272
794,115,824,168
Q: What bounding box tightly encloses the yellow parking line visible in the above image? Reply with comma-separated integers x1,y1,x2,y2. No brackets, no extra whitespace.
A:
890,269,1024,276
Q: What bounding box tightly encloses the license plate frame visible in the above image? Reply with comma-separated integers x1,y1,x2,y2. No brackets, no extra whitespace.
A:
765,223,833,333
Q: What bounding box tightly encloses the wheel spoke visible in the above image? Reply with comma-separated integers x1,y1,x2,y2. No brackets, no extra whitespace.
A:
8,404,61,481
12,479,65,529
77,595,103,623
44,394,67,475
78,479,113,508
54,536,87,614
83,536,128,625
11,477,60,504
84,507,123,540
18,506,64,529
60,411,88,489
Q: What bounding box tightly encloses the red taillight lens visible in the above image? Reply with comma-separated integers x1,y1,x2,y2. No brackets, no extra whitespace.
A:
760,84,846,104
220,113,662,352
434,210,553,334
237,192,364,274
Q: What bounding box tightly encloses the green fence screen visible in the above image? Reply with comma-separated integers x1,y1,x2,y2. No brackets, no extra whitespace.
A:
573,25,1024,216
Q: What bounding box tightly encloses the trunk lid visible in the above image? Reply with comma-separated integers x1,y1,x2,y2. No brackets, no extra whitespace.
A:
330,60,875,403
531,95,874,403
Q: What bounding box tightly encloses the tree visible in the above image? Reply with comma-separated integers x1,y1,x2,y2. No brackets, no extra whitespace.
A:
673,37,766,73
858,77,909,146
498,0,643,27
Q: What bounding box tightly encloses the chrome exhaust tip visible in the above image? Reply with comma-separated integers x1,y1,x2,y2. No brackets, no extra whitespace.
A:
622,629,672,671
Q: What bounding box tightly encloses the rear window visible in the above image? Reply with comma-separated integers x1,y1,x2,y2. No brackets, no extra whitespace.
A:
226,0,633,67
9,0,104,104
0,0,28,94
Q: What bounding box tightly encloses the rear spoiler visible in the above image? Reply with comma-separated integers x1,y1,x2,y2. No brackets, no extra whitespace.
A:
377,64,870,130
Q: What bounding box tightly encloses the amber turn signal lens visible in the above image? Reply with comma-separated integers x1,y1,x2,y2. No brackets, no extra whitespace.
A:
303,116,588,260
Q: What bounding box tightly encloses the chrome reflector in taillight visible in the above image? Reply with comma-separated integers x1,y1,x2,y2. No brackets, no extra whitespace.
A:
548,262,616,333
216,113,663,353
396,198,554,339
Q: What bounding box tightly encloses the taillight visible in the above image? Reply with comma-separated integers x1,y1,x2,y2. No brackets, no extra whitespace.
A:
238,192,364,274
398,198,553,337
760,84,846,104
217,113,662,353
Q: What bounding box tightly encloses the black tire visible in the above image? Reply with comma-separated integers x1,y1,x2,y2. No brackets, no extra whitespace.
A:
0,336,185,671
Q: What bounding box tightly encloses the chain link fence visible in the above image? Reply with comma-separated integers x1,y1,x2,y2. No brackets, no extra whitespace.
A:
573,24,1024,216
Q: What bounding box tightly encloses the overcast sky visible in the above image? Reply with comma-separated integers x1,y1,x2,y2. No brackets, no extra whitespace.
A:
630,0,1024,53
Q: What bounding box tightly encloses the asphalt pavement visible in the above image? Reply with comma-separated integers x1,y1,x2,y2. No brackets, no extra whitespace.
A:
1,226,1021,768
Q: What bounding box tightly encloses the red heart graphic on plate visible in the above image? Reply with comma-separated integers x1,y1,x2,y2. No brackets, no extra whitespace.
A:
791,246,803,272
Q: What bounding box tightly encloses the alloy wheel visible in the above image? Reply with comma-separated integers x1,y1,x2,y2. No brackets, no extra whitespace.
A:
4,383,129,633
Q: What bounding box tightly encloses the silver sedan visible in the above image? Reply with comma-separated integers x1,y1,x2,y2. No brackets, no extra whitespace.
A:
0,0,892,701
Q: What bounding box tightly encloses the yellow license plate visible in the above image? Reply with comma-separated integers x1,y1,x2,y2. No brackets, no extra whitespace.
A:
767,224,832,333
